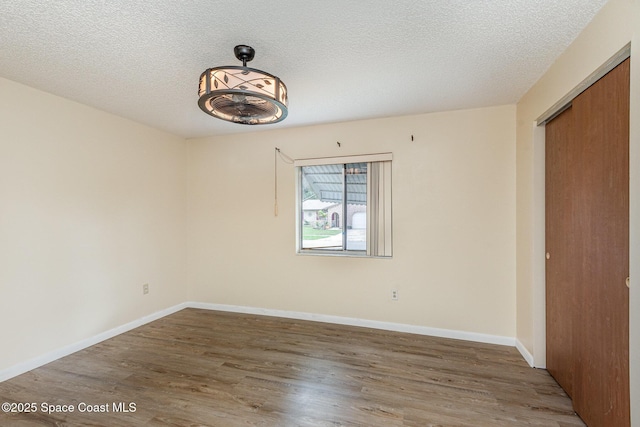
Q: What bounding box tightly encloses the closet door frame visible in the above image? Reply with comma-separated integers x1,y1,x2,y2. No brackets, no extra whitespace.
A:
544,58,630,426
531,43,630,369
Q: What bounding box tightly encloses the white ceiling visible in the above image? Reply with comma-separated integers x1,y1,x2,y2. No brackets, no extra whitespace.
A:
0,1,608,139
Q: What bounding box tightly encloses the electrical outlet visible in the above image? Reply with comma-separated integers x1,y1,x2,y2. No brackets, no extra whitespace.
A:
143,283,149,295
391,289,398,300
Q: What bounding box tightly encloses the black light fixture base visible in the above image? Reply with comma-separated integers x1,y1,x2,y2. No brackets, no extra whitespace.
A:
234,45,255,66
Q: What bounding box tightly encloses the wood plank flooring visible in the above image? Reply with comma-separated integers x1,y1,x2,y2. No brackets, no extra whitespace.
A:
0,309,584,426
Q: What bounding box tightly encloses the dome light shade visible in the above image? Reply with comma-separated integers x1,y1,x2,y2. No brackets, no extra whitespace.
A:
198,45,288,125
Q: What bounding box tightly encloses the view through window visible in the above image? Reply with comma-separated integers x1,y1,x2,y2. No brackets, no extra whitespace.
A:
300,163,367,251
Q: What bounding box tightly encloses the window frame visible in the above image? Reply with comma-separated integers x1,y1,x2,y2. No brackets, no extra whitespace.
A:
295,153,392,258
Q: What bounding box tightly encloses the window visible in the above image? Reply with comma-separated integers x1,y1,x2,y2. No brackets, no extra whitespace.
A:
296,153,392,257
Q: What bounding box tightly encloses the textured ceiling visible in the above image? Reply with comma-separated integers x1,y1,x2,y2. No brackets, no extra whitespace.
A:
0,1,608,138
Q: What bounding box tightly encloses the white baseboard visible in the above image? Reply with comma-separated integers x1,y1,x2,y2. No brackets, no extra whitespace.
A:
187,302,517,347
516,338,535,367
1,301,524,383
0,302,188,383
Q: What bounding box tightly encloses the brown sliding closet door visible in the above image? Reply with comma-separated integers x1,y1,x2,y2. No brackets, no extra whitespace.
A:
545,58,629,427
545,105,577,398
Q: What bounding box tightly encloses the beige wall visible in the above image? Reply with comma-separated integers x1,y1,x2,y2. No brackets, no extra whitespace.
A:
187,105,517,337
0,84,517,374
0,77,188,371
515,0,637,419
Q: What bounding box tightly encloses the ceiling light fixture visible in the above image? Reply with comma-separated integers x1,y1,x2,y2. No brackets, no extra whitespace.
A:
198,45,288,125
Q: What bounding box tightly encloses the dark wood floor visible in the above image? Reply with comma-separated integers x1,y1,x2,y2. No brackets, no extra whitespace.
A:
0,308,584,426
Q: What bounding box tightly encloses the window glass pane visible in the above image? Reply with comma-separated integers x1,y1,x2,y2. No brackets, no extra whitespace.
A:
346,163,367,251
301,164,344,250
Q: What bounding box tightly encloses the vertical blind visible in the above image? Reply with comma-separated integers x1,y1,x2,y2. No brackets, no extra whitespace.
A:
368,159,392,257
